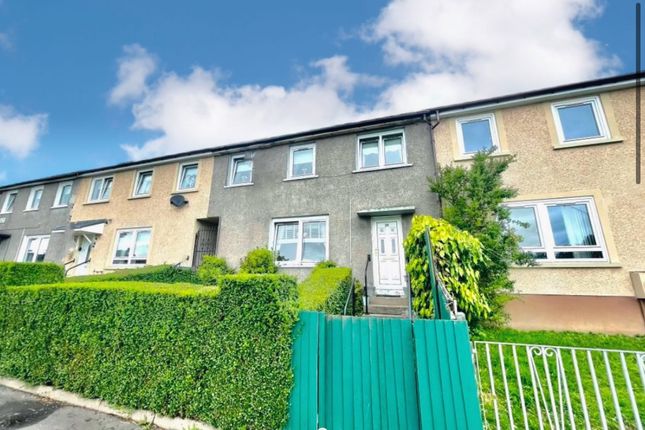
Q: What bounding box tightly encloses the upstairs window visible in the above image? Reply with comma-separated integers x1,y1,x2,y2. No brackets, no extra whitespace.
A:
133,170,153,197
552,96,609,144
1,191,17,214
25,186,44,211
357,130,406,170
88,176,113,202
288,144,316,178
507,197,607,262
270,216,329,266
456,114,499,155
177,163,198,191
53,182,73,207
18,235,50,262
112,228,151,266
229,155,253,186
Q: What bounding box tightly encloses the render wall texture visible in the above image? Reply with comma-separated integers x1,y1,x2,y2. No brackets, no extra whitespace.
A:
0,181,77,264
69,157,213,274
208,121,441,282
433,87,645,300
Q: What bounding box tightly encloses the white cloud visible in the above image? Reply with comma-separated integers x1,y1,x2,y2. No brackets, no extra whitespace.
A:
108,44,157,106
0,106,47,159
113,0,617,160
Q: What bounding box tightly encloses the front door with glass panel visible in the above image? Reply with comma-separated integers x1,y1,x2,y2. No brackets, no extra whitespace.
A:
372,217,405,296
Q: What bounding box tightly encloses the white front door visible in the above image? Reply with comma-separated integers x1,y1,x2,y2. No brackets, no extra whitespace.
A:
372,217,405,296
72,235,93,276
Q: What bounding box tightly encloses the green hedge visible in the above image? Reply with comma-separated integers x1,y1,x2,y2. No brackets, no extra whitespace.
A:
0,262,64,286
0,275,298,429
298,266,363,315
66,265,202,284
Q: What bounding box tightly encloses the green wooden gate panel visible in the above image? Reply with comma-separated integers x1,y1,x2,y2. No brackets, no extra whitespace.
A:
414,320,483,430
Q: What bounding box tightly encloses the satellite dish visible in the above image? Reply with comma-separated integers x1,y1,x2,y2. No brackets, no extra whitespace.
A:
170,194,188,208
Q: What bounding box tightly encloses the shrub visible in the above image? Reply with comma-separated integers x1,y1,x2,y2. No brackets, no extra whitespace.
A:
403,215,490,324
67,265,202,284
0,262,64,286
314,260,337,269
239,248,278,274
197,256,234,285
0,275,298,429
298,265,363,315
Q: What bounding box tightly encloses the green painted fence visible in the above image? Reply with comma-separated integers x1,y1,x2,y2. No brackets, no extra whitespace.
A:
287,311,483,430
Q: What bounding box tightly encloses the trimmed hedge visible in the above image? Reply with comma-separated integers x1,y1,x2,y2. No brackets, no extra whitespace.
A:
66,265,202,284
298,265,363,315
0,262,64,286
197,256,234,285
0,275,298,429
240,248,278,274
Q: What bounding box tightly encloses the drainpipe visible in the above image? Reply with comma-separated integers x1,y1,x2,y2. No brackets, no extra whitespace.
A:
424,111,443,215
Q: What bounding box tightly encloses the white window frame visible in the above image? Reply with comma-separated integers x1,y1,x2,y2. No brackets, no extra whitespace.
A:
287,143,317,179
228,154,254,186
506,197,608,263
111,227,152,267
355,129,407,171
16,234,50,262
53,181,73,208
25,186,44,211
551,96,610,145
176,162,199,192
455,113,500,156
88,176,114,203
132,169,154,197
269,215,329,267
1,191,18,214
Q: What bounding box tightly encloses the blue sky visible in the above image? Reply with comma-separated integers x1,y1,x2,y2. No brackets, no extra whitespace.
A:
0,0,641,185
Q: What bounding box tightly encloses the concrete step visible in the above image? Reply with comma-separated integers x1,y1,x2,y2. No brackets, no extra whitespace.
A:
367,313,408,319
367,304,409,316
369,296,408,307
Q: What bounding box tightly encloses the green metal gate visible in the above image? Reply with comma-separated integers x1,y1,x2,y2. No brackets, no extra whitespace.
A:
287,311,483,430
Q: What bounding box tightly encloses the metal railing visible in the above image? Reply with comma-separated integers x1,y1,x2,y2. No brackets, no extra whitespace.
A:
473,341,645,430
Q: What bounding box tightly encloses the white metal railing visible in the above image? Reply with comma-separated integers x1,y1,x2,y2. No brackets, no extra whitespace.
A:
473,341,645,430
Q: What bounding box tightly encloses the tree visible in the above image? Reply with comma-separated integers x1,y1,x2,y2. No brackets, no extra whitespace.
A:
429,150,531,327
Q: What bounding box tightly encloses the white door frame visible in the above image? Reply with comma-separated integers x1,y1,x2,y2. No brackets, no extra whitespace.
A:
371,216,406,296
71,234,93,276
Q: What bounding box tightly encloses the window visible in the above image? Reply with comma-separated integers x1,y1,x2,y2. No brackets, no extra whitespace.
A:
112,228,152,266
229,155,253,185
133,170,153,197
53,182,73,207
270,216,329,266
1,191,17,214
356,130,406,170
88,176,113,202
17,235,50,262
456,114,499,155
552,96,609,144
177,163,198,191
288,144,316,178
25,186,44,211
507,197,607,262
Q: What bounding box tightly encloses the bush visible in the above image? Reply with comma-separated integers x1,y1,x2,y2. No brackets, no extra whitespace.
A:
67,265,202,284
197,256,234,285
239,248,278,274
0,262,64,286
298,265,363,315
0,275,298,429
403,215,490,323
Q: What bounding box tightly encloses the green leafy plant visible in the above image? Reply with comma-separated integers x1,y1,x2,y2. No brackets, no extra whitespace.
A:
66,265,202,284
197,256,234,285
239,248,278,274
298,264,363,315
0,262,64,286
0,275,298,429
429,150,531,327
403,215,490,322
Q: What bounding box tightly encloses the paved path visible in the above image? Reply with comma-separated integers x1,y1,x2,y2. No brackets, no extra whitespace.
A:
0,386,146,430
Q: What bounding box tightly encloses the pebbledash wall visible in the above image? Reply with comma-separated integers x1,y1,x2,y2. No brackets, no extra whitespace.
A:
433,80,645,335
68,157,214,275
207,121,441,288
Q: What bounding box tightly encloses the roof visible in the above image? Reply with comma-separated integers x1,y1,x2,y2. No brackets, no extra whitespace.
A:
1,72,642,192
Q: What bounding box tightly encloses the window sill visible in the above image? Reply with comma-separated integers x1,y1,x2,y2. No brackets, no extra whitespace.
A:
277,262,317,268
283,175,319,182
0,211,12,215
128,195,151,201
352,163,413,174
453,151,512,162
224,183,254,188
51,205,69,209
514,262,622,269
23,209,39,212
172,189,199,195
553,137,623,150
84,200,110,205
